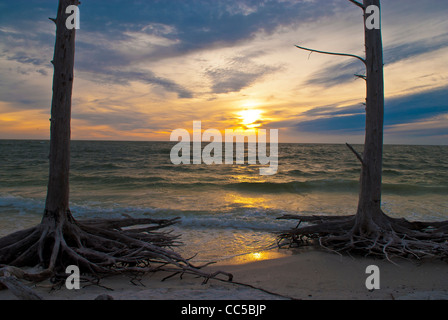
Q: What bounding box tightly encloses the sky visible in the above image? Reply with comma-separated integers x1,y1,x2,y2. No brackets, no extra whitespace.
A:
0,0,447,145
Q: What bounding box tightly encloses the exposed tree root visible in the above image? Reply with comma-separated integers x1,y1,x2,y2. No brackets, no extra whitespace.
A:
0,213,233,299
277,212,448,262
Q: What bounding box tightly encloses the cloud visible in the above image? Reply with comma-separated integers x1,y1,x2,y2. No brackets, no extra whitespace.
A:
66,0,328,98
80,68,193,99
386,114,448,137
0,1,382,99
384,87,448,126
384,33,448,65
206,52,282,94
297,113,365,134
71,29,193,98
295,87,448,134
304,35,448,89
305,60,365,87
5,52,48,67
72,109,154,132
75,0,330,59
0,23,54,71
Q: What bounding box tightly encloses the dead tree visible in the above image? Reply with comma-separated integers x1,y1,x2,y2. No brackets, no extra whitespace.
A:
278,0,448,261
0,0,232,293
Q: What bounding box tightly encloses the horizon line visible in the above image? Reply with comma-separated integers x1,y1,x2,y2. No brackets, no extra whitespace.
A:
0,138,446,147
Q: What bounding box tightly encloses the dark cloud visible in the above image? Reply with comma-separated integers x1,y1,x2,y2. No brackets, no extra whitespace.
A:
301,103,365,118
384,87,448,126
3,0,324,98
82,68,193,99
296,87,448,134
71,0,327,97
6,0,445,98
78,0,326,54
298,113,365,133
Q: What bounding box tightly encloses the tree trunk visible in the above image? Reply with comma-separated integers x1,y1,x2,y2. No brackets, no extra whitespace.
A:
0,0,234,282
44,0,78,224
278,0,448,260
354,0,386,233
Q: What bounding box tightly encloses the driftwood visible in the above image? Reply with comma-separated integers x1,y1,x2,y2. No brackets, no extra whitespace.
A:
0,266,50,300
0,276,43,300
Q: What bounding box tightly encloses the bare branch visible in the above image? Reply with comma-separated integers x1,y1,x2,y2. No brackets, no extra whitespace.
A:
347,0,365,10
346,143,365,166
354,74,367,81
295,45,366,65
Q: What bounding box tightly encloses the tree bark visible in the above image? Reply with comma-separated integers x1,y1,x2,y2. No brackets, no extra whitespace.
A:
278,0,448,261
354,0,386,233
44,0,79,223
0,0,235,283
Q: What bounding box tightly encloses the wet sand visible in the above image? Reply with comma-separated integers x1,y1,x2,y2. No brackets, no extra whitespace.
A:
1,248,447,300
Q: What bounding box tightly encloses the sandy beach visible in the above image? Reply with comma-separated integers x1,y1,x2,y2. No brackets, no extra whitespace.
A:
1,248,447,301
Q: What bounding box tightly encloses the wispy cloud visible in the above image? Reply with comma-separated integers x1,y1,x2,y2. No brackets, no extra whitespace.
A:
206,52,282,94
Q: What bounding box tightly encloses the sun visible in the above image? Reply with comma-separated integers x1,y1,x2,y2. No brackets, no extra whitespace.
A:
238,109,263,129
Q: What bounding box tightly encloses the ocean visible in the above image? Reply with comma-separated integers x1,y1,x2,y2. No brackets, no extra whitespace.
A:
0,140,447,263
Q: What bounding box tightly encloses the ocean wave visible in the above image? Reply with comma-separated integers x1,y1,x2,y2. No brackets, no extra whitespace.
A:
382,183,448,195
70,175,167,185
70,178,447,195
0,193,293,232
382,169,402,176
225,180,359,193
0,194,44,216
230,180,448,195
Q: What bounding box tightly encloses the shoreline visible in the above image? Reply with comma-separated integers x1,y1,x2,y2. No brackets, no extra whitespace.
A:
1,248,447,300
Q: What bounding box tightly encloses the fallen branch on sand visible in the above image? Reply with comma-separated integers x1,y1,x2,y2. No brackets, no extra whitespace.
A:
277,213,448,262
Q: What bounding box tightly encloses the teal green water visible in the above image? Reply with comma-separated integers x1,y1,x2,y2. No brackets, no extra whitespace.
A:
0,140,447,262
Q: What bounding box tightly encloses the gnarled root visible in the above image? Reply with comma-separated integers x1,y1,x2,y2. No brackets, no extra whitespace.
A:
0,212,233,296
277,212,448,262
